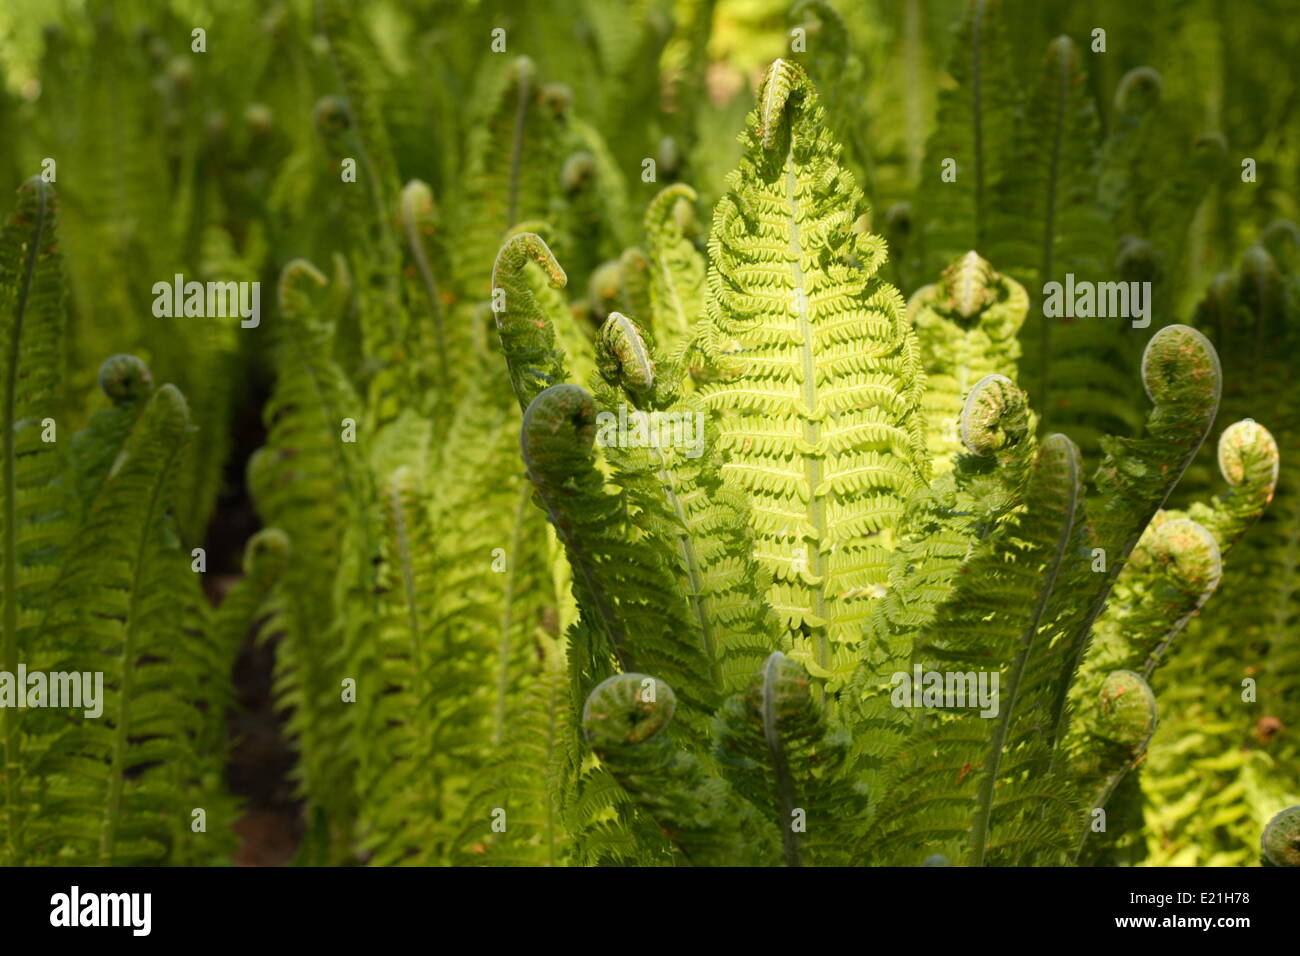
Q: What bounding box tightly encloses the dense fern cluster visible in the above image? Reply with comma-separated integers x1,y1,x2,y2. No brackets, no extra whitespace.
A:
0,0,1296,867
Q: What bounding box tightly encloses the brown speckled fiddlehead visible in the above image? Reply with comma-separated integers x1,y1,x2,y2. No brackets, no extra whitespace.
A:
491,232,569,411
958,373,1030,458
596,311,655,399
1261,806,1300,866
1046,325,1222,754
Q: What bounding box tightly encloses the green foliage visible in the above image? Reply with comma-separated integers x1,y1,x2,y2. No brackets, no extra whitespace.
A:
2,0,1295,869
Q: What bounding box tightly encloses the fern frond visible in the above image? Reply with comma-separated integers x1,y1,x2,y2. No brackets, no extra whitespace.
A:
697,59,928,685
0,177,69,864
715,651,866,865
908,251,1028,470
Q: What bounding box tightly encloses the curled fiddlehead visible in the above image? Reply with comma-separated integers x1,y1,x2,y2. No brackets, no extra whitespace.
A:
1114,66,1163,117
1182,419,1281,550
520,383,598,488
242,526,291,581
97,354,154,407
959,373,1029,457
1261,806,1300,866
911,254,1028,468
581,673,677,750
1094,670,1158,752
596,311,655,398
1074,668,1160,863
561,151,596,194
577,671,746,864
490,232,569,410
1140,323,1222,409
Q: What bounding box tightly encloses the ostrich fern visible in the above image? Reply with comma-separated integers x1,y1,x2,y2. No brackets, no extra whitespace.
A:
467,60,1285,866
3,1,1297,870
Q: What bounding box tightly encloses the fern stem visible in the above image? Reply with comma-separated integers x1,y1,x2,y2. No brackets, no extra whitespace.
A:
493,486,530,746
1036,38,1071,419
507,64,531,229
761,653,802,867
1,180,47,864
786,157,829,677
400,191,449,390
970,0,986,248
1076,765,1133,862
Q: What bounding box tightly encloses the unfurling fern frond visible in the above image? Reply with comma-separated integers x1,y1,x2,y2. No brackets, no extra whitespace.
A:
644,184,706,352
697,58,928,686
715,651,866,865
908,251,1028,470
520,384,714,724
581,673,760,865
34,386,210,865
912,0,1019,283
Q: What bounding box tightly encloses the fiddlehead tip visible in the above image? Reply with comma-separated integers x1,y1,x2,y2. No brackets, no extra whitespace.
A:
1095,670,1157,750
1217,419,1280,497
561,151,597,194
242,527,291,582
756,58,811,149
1147,517,1222,601
938,250,998,319
97,354,155,407
750,650,814,720
1262,806,1300,866
1043,34,1080,74
597,312,655,395
1114,66,1163,116
397,179,435,233
491,232,567,293
959,374,1028,456
1139,324,1221,407
277,257,329,307
521,384,597,477
582,673,677,749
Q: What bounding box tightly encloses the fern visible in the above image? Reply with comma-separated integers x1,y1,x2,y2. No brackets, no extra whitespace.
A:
0,178,68,864
907,250,1028,470
696,59,928,685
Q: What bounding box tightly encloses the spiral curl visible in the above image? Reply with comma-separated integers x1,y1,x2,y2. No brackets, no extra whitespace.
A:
1262,806,1300,866
581,673,677,749
97,354,154,407
1095,670,1157,750
1139,324,1221,407
959,374,1028,456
